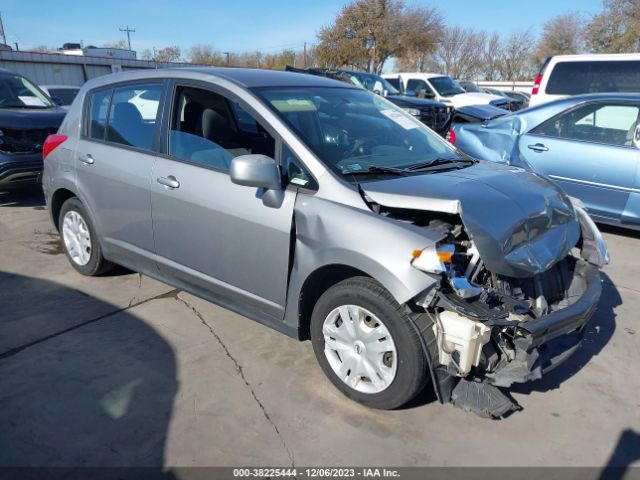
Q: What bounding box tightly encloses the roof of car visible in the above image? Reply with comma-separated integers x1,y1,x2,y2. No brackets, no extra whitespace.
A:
85,67,354,90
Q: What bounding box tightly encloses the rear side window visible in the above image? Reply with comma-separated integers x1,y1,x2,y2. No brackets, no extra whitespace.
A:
88,89,111,140
106,83,163,150
546,61,640,95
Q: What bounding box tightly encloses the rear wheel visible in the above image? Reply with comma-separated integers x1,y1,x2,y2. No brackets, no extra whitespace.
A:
59,197,113,276
310,277,429,409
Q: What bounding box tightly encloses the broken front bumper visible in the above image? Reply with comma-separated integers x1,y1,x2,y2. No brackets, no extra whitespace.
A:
491,260,602,388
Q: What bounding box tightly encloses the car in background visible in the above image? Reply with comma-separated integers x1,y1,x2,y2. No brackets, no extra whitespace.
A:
445,103,509,143
452,93,640,229
503,90,530,108
530,53,640,107
0,69,66,189
481,87,525,111
39,85,81,107
382,73,509,110
285,66,453,137
43,67,607,417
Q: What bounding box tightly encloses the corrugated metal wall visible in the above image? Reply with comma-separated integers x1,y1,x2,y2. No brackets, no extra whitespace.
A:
0,50,193,86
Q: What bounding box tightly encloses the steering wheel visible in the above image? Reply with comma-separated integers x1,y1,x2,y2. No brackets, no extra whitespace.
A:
347,137,378,157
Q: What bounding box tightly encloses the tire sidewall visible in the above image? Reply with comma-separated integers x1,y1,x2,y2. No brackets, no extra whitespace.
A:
310,278,426,409
59,198,103,276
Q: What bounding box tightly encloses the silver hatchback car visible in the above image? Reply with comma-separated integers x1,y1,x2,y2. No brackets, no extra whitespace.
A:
43,68,608,417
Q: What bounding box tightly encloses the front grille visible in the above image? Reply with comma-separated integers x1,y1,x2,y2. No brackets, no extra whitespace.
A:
419,106,452,134
0,127,58,154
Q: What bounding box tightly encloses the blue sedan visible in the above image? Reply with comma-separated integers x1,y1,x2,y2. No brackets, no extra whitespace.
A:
452,93,640,229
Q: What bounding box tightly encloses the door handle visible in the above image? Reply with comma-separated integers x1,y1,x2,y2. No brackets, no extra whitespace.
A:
157,175,180,189
527,143,549,152
79,154,95,165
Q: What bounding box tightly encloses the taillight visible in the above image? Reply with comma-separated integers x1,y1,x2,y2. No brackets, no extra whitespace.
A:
447,128,456,144
532,73,543,95
42,134,68,160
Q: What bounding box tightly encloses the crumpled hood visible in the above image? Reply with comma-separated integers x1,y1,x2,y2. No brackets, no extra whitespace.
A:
361,161,581,278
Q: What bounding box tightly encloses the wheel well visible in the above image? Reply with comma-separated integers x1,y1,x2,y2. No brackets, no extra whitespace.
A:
298,264,369,340
50,188,76,231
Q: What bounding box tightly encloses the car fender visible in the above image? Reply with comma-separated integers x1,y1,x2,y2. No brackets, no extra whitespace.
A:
283,194,443,331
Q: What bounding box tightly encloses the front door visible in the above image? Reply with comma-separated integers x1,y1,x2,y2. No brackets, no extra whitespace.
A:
150,83,296,321
520,101,640,222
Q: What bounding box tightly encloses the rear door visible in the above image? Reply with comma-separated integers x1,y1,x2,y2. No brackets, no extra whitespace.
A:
150,81,296,321
75,80,166,270
519,100,640,222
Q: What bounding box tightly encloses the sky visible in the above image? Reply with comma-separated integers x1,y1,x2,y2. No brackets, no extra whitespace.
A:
1,0,604,55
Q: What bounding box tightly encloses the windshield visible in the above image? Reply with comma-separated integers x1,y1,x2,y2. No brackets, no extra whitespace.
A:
255,87,461,177
460,81,482,93
430,76,466,97
0,74,55,108
348,72,400,95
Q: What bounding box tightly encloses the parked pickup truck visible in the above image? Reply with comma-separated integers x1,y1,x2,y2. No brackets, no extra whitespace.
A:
383,72,510,110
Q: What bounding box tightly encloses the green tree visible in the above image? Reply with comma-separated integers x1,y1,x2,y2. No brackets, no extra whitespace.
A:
584,0,640,53
316,0,442,73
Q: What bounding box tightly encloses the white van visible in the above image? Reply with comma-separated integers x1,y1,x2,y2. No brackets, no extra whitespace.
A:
529,53,640,107
382,72,509,109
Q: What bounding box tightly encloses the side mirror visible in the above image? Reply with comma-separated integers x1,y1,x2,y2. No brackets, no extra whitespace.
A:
230,154,281,190
50,95,64,106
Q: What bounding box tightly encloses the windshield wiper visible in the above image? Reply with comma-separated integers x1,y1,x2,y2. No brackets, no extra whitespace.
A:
404,157,475,172
341,165,408,176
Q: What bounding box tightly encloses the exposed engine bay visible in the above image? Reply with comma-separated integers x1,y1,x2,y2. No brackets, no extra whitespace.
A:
367,200,607,418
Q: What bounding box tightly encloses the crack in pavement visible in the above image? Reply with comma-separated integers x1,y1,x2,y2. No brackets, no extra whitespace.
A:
176,295,296,468
0,288,180,360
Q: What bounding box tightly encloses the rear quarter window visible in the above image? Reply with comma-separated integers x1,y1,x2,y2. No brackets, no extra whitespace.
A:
546,61,640,95
87,88,112,140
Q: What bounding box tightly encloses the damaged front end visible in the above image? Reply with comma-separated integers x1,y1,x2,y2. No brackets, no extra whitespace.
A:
367,190,607,418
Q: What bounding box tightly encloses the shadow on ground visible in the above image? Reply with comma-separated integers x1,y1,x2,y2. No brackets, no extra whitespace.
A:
0,271,178,475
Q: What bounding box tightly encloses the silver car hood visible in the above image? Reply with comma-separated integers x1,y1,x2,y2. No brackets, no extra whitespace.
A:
360,161,581,278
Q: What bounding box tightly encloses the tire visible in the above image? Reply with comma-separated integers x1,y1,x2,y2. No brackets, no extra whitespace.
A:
310,276,429,409
59,197,113,276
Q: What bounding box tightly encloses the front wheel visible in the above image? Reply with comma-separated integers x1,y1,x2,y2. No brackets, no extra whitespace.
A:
310,277,430,409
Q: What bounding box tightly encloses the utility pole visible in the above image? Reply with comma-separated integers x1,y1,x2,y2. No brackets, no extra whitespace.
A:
303,42,307,68
0,12,7,45
223,51,230,65
119,25,135,50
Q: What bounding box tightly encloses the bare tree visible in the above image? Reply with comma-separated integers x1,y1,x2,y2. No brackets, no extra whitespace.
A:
421,26,485,79
535,12,583,64
188,44,223,65
497,29,536,81
584,0,640,53
142,46,181,62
